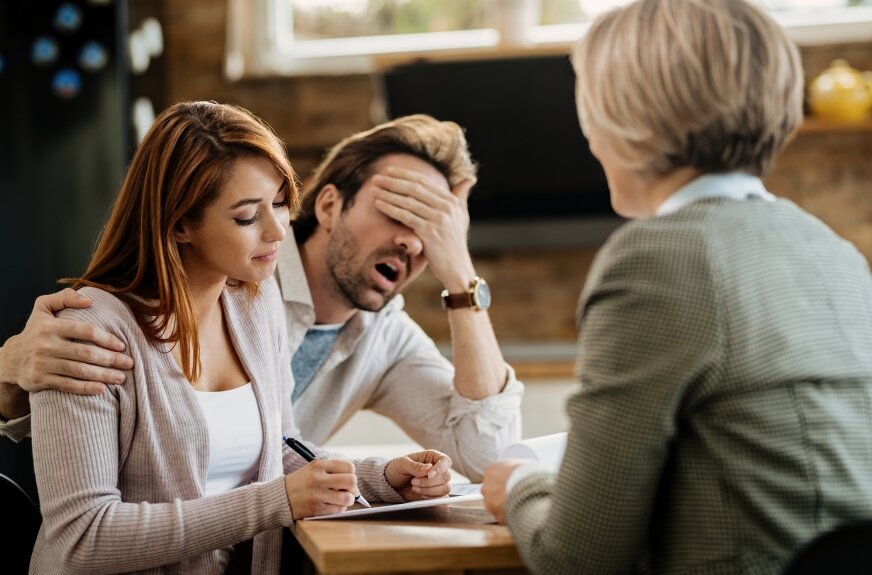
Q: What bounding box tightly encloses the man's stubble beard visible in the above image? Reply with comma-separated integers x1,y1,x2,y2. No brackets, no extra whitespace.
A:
324,220,402,313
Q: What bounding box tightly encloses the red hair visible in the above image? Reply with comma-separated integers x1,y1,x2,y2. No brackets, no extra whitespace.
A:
65,101,299,382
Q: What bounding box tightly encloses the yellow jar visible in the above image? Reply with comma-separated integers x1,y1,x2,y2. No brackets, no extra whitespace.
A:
808,59,872,123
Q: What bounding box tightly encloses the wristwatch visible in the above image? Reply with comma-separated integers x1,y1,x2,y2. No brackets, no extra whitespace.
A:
441,276,491,311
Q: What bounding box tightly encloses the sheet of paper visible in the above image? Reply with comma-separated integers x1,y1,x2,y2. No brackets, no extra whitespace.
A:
447,482,484,496
499,432,567,472
305,485,483,520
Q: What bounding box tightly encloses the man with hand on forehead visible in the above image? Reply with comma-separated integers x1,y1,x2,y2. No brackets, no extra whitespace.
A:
0,114,522,482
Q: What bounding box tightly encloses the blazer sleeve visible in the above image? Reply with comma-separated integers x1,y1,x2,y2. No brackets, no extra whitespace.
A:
504,221,723,574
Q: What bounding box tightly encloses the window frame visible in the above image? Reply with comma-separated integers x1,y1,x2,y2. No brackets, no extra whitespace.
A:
225,0,872,79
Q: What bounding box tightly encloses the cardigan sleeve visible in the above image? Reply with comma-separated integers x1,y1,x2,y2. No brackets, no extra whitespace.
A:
31,289,293,574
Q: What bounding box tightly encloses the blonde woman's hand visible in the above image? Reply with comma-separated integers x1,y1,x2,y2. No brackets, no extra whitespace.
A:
481,459,526,524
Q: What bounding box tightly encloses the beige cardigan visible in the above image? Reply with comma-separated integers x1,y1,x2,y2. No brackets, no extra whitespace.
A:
29,278,400,574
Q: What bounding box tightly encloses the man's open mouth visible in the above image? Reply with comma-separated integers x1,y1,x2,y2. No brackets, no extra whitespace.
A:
375,262,399,282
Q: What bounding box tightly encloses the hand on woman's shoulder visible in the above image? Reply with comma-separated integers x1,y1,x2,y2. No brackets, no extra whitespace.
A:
57,286,136,328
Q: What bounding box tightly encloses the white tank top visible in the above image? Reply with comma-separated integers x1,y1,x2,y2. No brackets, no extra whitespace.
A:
194,383,263,496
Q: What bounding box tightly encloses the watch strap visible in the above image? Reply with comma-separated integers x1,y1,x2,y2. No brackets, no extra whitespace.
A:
441,276,488,310
441,289,475,309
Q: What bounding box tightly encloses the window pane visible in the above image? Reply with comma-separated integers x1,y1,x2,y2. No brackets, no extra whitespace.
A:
285,0,872,43
289,0,490,41
541,0,584,25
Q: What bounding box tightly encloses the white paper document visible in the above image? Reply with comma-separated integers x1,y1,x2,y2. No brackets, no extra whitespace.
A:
498,432,568,472
305,433,568,521
305,484,484,520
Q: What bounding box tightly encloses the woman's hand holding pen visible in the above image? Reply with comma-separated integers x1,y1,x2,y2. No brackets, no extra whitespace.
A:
385,449,453,501
283,459,360,519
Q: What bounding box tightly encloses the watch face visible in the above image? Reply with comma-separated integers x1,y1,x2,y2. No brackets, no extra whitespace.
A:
473,279,491,310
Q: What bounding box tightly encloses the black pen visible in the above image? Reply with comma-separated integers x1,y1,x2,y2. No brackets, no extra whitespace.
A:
282,435,371,508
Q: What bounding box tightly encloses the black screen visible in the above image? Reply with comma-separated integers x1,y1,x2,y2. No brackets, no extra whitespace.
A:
380,55,615,223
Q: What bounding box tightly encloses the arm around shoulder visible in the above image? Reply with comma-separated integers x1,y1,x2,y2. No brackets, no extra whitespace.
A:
0,332,35,424
0,381,32,441
0,288,132,418
0,357,30,421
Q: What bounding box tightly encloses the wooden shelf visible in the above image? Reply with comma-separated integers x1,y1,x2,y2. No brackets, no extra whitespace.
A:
512,359,576,380
798,118,872,134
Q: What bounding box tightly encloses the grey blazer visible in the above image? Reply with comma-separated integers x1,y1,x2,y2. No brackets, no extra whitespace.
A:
506,197,872,574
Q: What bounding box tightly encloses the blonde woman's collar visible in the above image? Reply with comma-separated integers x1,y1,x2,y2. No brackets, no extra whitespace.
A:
656,173,774,217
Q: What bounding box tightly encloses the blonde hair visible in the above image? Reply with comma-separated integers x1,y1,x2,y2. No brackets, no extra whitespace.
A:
65,101,298,382
571,0,803,176
292,114,476,242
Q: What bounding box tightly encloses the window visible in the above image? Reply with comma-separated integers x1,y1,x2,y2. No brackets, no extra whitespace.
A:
225,0,872,78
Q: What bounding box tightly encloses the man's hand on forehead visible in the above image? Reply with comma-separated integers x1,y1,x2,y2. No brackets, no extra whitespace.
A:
375,165,448,190
371,166,477,292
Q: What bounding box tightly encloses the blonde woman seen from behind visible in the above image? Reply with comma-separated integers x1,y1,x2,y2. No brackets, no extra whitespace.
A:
483,1,872,573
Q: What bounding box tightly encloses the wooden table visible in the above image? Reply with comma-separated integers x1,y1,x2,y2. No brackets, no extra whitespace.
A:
285,499,529,575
